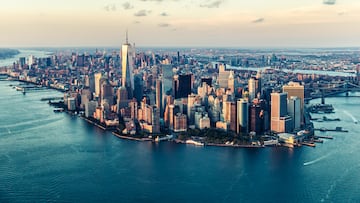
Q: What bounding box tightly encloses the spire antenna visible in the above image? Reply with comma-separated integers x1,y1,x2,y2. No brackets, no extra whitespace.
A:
126,30,128,44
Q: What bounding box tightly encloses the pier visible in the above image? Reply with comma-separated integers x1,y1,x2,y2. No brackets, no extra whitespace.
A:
314,127,349,132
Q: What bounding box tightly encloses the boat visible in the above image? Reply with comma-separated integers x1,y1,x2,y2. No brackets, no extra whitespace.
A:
185,139,204,146
155,134,174,142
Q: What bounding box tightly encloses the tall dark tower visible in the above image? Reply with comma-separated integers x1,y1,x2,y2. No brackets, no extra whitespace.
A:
173,74,192,99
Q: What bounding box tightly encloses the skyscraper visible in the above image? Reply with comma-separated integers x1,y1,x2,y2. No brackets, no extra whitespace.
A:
161,63,173,114
156,79,162,114
121,32,134,99
287,96,301,130
283,82,304,124
94,72,102,98
248,77,260,102
173,74,192,99
237,99,248,134
271,92,293,133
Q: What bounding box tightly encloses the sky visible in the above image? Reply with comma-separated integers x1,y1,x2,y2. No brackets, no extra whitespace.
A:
0,0,360,48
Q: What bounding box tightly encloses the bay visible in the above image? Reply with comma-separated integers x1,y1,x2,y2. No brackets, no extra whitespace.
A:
0,81,360,202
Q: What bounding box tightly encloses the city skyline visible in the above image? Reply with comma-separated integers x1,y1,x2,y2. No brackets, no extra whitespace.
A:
1,0,360,48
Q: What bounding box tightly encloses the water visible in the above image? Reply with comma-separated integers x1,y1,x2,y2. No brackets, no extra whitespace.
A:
1,83,360,202
0,50,52,67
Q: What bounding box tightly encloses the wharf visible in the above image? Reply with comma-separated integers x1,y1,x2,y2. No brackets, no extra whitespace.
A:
112,132,152,142
314,127,348,132
301,142,316,147
315,135,334,139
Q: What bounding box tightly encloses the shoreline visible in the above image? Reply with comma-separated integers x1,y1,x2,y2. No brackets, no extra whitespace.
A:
2,78,314,150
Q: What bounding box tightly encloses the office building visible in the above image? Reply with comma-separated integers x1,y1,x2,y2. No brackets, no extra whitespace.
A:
283,82,304,123
121,32,134,99
237,99,248,134
287,96,301,130
173,74,192,99
94,72,102,98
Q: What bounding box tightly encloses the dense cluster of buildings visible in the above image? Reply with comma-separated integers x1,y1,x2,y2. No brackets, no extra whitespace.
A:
2,38,360,141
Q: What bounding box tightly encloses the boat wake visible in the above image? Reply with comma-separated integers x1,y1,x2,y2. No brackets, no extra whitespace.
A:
343,110,358,123
303,154,331,166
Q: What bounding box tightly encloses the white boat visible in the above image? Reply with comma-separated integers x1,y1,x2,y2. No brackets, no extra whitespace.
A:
155,134,174,142
185,139,204,146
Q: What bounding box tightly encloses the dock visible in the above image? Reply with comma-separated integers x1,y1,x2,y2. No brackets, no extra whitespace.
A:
315,135,333,139
314,127,348,132
301,142,316,147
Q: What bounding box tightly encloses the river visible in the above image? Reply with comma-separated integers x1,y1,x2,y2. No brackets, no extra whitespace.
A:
1,52,360,202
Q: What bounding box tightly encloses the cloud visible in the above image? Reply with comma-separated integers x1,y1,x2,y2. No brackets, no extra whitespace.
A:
122,2,134,10
252,18,264,23
323,0,336,5
160,12,169,16
104,4,116,12
158,23,171,27
134,10,151,17
200,0,224,8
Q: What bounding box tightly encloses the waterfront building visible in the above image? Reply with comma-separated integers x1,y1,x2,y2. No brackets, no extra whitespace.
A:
283,82,304,123
173,113,187,132
249,103,264,135
287,96,301,130
199,113,211,129
237,99,248,134
68,97,76,111
271,92,293,133
121,32,134,99
85,101,98,118
229,102,237,132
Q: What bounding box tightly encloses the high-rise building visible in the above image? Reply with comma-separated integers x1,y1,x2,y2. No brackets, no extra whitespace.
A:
287,96,301,130
271,92,292,133
101,79,113,106
249,103,264,135
228,71,235,93
283,82,304,123
237,99,248,134
218,64,231,88
133,74,143,103
161,64,173,113
173,74,192,99
94,72,102,98
121,32,134,99
248,77,260,102
156,79,162,113
229,102,237,132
